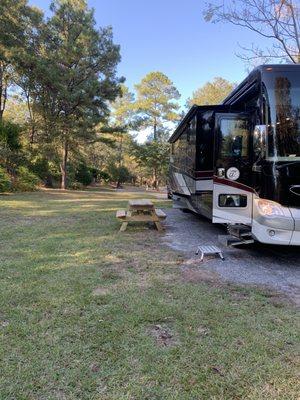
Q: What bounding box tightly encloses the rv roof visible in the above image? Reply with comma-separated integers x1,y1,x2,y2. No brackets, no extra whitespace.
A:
168,104,232,143
222,64,300,105
169,64,300,143
168,105,198,143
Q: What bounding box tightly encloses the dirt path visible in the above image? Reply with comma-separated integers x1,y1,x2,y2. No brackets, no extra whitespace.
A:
163,208,300,306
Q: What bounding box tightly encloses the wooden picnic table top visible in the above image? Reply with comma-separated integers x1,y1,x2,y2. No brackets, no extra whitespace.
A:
128,199,154,210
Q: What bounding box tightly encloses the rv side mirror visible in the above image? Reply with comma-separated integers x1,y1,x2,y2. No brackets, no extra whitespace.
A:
253,125,266,159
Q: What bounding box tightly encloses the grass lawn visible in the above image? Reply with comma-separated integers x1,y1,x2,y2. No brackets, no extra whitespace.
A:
0,188,299,400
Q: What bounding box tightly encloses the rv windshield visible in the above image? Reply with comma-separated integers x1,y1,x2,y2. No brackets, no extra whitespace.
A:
263,71,300,161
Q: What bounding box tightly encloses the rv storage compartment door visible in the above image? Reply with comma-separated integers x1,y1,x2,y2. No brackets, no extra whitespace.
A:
212,113,252,224
212,182,253,224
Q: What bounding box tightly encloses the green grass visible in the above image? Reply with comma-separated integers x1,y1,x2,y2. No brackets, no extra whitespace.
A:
0,188,299,400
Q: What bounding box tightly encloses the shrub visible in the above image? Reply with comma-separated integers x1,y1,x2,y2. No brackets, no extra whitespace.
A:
30,157,61,188
108,163,133,184
12,166,40,192
30,157,50,181
70,181,84,190
0,167,11,192
75,163,93,186
98,170,111,183
0,120,21,151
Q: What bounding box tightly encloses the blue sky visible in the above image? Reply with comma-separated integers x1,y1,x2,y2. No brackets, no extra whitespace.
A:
30,0,270,108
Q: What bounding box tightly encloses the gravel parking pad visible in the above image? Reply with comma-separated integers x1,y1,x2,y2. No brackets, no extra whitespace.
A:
163,208,300,305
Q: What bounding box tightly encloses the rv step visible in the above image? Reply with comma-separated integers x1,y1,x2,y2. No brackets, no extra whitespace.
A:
228,224,251,231
218,234,254,247
227,224,249,229
227,224,252,239
230,238,255,246
240,232,252,237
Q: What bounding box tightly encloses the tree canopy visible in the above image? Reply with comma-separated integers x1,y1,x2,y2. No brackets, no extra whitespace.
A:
0,0,123,189
130,72,181,188
0,0,42,121
1,0,269,193
187,77,235,107
134,71,181,141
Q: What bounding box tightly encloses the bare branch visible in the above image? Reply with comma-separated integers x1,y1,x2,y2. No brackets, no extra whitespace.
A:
204,0,300,64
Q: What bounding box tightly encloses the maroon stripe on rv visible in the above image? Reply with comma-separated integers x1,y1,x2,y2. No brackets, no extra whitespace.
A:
195,170,214,178
213,176,255,193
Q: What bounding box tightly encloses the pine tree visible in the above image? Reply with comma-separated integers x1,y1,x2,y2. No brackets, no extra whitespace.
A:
134,72,180,187
187,77,235,107
109,85,136,187
134,71,180,141
23,0,122,188
0,0,42,121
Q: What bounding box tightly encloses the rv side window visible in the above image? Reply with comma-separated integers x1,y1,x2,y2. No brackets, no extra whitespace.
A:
198,113,214,171
187,124,190,142
186,116,196,171
218,194,247,207
220,118,249,158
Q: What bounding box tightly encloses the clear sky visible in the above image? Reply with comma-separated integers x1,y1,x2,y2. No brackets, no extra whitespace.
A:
30,0,270,108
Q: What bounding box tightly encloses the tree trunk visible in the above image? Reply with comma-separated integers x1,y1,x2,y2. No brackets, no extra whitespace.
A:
0,62,7,122
25,91,36,144
0,62,3,123
153,119,157,141
60,138,68,190
152,167,158,189
116,133,123,188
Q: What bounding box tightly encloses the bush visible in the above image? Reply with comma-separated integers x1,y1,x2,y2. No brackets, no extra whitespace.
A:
98,170,111,183
0,167,11,192
29,157,61,188
70,181,84,190
108,164,133,184
12,166,40,192
30,157,50,180
75,163,93,186
0,120,21,151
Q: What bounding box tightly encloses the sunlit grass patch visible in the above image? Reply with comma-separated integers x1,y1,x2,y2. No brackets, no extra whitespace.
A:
0,188,299,399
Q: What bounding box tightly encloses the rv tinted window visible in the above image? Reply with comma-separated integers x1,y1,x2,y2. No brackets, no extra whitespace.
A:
186,116,196,172
219,194,247,207
263,72,300,160
197,112,214,170
220,118,249,158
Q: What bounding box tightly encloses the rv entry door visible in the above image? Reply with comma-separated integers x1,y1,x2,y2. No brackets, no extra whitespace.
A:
212,113,253,224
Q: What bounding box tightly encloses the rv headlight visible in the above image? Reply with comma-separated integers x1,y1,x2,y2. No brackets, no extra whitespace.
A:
257,199,284,216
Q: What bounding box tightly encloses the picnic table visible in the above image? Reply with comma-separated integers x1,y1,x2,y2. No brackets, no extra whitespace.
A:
116,199,166,232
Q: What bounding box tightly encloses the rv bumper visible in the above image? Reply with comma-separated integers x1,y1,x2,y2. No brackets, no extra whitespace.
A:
252,202,300,245
290,207,300,245
251,220,294,245
290,230,300,245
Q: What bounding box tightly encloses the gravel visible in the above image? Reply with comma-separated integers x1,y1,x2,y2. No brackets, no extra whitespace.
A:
162,208,300,305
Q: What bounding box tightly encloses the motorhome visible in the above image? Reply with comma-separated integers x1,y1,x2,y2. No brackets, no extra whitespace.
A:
169,64,300,245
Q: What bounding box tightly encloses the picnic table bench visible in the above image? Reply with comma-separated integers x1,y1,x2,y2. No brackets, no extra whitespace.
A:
116,199,166,232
